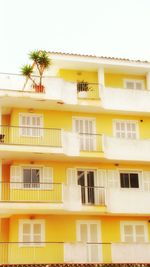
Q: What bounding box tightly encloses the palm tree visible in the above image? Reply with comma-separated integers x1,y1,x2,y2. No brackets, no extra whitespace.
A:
21,50,51,92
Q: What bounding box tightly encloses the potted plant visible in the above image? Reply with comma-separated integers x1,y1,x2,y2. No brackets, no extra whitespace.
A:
77,80,89,98
21,50,51,93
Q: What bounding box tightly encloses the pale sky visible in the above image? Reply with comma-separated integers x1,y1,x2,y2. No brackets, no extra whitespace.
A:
0,0,150,73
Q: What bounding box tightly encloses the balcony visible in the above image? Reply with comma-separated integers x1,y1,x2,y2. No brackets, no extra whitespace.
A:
0,126,103,158
100,85,150,113
0,242,107,264
0,182,63,203
63,185,106,210
112,243,150,263
0,125,62,147
0,73,77,105
107,188,150,214
103,135,150,161
77,82,99,99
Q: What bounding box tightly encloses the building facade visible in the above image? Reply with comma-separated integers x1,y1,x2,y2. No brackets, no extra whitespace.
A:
0,52,150,264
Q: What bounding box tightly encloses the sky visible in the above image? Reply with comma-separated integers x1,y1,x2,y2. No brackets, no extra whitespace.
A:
0,0,150,73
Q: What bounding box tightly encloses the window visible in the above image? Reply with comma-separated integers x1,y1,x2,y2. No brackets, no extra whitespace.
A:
120,172,140,188
19,113,43,137
113,120,138,139
73,117,96,151
19,220,45,246
121,222,148,242
77,221,101,262
124,80,144,90
77,170,95,204
23,168,41,188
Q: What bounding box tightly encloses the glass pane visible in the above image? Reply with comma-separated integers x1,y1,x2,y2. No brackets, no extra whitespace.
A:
80,224,88,242
78,171,85,204
124,235,133,242
23,234,30,243
136,82,142,90
32,169,40,184
120,173,129,188
126,82,134,89
90,224,98,242
33,224,41,234
23,169,31,188
135,225,144,235
130,173,139,188
33,235,41,243
124,225,133,235
87,171,95,204
23,224,30,234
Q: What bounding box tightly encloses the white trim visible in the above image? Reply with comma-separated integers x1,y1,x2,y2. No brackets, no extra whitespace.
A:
19,219,45,247
120,221,148,243
124,79,145,90
113,119,139,139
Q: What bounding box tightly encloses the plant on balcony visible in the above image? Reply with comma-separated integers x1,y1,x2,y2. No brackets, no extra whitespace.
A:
21,50,51,93
77,80,92,98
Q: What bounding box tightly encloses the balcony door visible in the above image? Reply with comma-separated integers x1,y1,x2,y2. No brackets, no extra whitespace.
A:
77,170,95,204
73,117,96,151
77,221,102,262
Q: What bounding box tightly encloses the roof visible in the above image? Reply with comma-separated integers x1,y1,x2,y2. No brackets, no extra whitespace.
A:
48,51,150,64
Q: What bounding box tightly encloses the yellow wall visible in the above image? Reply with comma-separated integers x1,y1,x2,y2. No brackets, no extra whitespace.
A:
1,214,149,263
59,69,98,83
10,108,150,139
105,73,146,88
59,69,147,89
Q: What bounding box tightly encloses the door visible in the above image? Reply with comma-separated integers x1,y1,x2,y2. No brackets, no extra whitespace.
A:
77,221,101,262
73,118,96,151
77,170,95,204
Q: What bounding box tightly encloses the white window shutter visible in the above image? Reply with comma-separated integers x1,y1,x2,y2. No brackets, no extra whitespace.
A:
42,167,53,189
97,169,107,187
67,168,77,185
10,166,22,189
95,169,107,205
143,171,150,191
107,170,119,188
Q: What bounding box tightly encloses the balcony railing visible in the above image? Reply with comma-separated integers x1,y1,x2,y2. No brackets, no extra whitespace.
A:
112,243,150,263
79,133,103,152
0,125,62,147
0,242,110,264
80,186,105,205
77,82,99,99
0,182,63,203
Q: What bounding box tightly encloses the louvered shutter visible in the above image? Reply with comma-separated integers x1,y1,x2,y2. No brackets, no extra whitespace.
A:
95,169,107,205
107,170,119,188
10,166,22,189
42,167,53,189
67,168,77,185
143,171,150,191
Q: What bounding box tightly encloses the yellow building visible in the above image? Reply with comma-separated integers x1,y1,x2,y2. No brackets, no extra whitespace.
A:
1,52,150,264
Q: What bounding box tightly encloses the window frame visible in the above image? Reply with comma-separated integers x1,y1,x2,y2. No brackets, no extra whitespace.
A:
19,219,45,247
113,119,139,139
22,167,42,189
120,221,148,243
19,113,44,137
119,170,141,189
124,79,145,90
